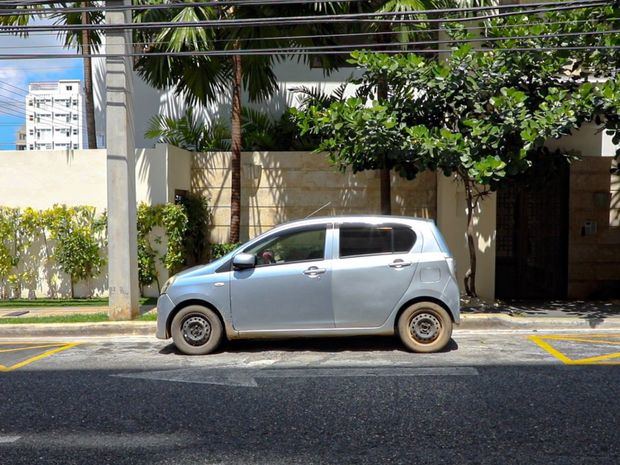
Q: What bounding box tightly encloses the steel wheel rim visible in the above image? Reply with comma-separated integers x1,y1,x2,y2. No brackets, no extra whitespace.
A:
409,312,441,344
181,314,212,346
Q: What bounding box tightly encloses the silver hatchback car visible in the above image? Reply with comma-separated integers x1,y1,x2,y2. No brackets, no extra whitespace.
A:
156,216,460,355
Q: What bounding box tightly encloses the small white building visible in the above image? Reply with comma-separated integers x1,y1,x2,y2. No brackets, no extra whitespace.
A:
14,124,26,151
25,80,85,151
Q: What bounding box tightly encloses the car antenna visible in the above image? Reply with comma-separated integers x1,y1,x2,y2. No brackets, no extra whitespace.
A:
305,201,332,219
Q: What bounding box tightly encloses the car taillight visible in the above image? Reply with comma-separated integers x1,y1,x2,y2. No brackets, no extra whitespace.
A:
446,256,456,278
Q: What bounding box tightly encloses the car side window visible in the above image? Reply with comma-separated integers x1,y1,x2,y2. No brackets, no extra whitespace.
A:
244,227,326,267
339,224,416,258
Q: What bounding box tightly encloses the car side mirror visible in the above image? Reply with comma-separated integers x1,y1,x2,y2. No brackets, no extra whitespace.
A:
232,253,256,270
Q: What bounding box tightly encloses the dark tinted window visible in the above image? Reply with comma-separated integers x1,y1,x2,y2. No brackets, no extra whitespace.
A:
339,224,416,257
244,227,326,266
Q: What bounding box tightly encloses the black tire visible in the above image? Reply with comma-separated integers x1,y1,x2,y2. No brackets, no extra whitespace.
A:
171,305,224,355
397,302,453,353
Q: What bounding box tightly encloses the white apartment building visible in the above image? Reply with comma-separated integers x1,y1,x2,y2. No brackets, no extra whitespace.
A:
25,80,85,151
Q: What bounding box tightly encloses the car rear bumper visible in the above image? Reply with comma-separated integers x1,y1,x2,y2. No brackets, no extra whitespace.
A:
156,293,175,339
442,277,461,324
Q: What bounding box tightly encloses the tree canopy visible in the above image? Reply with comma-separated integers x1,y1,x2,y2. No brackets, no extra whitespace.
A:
293,4,620,296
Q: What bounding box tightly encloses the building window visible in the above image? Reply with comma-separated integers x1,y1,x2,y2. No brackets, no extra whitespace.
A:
72,114,78,121
73,144,79,149
73,129,78,135
66,85,72,91
29,145,33,150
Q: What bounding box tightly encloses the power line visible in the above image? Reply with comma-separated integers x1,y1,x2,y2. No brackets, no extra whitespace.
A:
1,16,617,50
0,0,598,17
0,44,617,59
0,1,611,33
0,79,87,125
0,87,85,131
0,0,365,14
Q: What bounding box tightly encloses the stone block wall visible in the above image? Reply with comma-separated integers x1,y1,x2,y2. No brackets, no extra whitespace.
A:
568,157,620,298
192,151,437,242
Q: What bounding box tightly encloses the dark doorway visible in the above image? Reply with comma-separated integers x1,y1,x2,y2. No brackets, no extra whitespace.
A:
495,165,569,299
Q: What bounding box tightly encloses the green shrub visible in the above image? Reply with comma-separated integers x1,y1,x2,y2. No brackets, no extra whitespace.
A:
209,242,240,261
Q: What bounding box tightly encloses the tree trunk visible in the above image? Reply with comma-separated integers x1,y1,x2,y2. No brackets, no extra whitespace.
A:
82,7,97,149
463,180,478,297
377,72,391,215
229,53,242,244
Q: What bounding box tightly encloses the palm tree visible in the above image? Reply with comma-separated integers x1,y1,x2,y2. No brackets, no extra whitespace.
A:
134,1,345,243
0,3,102,149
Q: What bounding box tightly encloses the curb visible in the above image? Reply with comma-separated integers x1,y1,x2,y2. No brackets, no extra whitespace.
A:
0,321,156,338
1,314,620,338
459,314,620,331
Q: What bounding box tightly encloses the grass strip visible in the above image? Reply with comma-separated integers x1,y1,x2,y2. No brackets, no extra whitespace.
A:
0,311,157,324
0,297,157,308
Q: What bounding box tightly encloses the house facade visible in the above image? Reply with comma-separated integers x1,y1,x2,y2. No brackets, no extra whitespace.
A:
87,55,620,302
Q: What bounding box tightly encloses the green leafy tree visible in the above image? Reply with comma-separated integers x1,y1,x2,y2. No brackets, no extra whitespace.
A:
295,7,620,297
0,3,102,148
134,0,345,242
48,206,106,298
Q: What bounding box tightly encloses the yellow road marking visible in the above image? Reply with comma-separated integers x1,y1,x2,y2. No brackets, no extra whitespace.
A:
0,342,80,372
529,335,620,365
542,334,620,340
0,344,71,354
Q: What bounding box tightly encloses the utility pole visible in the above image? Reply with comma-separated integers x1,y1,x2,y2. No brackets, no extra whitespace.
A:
106,0,139,320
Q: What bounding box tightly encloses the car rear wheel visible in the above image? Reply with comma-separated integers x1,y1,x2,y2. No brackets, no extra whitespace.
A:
397,302,453,353
171,305,223,355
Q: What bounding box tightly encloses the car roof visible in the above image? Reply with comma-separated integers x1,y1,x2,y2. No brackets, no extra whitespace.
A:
274,215,434,230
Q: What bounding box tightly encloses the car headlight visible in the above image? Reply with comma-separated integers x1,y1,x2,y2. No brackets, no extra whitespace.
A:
161,277,175,294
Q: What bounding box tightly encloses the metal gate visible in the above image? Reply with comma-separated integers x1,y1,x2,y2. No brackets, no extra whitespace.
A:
495,167,569,299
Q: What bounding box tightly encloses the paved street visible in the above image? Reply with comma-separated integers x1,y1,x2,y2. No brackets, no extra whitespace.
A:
1,330,619,464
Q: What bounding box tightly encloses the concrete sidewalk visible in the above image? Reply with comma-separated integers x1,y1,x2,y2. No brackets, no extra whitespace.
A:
1,313,620,338
1,299,620,338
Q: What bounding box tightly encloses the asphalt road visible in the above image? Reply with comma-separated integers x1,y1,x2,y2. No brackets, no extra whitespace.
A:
0,331,619,465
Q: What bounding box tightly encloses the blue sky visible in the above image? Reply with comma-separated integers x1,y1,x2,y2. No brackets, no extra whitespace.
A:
0,23,84,149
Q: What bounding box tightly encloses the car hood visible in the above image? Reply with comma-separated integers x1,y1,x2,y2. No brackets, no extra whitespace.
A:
173,252,235,280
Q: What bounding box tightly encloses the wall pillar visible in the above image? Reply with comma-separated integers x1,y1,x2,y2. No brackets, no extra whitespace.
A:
437,174,497,301
105,0,139,319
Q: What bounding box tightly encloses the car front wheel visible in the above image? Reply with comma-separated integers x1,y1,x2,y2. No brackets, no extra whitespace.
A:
397,302,453,353
171,305,224,355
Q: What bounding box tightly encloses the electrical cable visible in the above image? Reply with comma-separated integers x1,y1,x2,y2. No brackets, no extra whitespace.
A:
0,1,611,33
0,0,603,17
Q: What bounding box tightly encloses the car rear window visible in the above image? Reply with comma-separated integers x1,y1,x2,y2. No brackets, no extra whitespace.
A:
339,224,416,257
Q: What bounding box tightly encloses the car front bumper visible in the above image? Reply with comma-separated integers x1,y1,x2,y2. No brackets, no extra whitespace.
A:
156,293,175,339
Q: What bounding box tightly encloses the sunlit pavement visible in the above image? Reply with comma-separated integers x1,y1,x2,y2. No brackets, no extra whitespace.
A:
1,331,619,464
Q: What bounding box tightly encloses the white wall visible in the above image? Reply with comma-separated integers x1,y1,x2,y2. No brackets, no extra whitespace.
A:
93,56,359,148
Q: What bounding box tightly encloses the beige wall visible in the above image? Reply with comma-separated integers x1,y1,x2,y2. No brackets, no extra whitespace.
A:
567,157,620,298
192,151,437,243
0,144,191,211
0,144,192,298
436,175,497,301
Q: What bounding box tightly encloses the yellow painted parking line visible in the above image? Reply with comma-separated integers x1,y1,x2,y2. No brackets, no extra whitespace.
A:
0,344,70,354
0,342,80,372
529,335,620,365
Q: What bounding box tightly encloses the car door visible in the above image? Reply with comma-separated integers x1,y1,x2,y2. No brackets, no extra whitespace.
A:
231,224,334,331
332,222,420,328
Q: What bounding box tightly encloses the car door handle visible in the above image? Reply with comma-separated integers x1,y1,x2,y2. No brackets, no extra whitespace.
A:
389,259,412,269
303,266,326,276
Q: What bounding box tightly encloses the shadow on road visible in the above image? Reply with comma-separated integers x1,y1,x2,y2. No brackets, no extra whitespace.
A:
159,337,459,356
